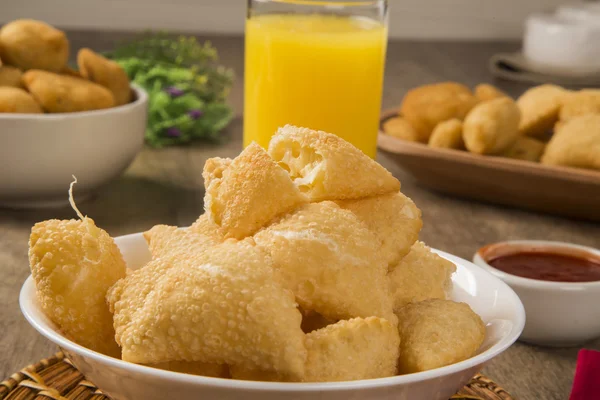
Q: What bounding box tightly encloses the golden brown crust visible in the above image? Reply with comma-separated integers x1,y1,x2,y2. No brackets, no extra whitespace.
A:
202,157,232,190
474,83,508,102
0,86,42,113
189,213,226,242
516,84,567,137
500,136,545,162
77,48,131,105
428,118,465,149
559,89,600,122
143,224,218,261
382,116,420,142
0,65,23,88
541,114,600,170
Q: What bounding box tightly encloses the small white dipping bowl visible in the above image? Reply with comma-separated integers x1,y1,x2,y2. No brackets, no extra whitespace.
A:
474,240,600,347
0,85,147,208
20,232,525,400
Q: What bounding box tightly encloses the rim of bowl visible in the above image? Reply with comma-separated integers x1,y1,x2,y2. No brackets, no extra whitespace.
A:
20,241,525,391
0,84,148,120
474,240,600,289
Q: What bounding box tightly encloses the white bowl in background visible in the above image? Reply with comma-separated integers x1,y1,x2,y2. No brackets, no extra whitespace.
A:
0,85,147,208
20,232,525,400
474,240,600,347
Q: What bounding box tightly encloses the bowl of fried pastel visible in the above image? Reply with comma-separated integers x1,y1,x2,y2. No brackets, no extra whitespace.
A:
0,19,147,208
21,126,525,400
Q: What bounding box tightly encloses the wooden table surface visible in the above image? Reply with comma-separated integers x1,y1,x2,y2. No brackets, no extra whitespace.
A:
1,31,599,400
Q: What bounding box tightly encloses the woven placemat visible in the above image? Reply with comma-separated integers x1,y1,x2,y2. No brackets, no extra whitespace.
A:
0,352,514,400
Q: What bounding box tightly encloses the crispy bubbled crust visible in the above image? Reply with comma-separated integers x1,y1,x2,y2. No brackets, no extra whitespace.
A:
143,224,217,261
541,114,600,170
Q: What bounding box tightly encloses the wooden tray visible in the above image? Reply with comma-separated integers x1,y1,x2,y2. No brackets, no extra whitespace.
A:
0,352,513,400
379,110,600,222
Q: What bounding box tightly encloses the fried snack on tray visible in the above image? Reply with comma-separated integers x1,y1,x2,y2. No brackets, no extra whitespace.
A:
501,136,545,162
389,241,456,312
474,83,508,102
0,87,42,113
516,84,567,137
254,201,395,322
541,114,600,171
107,239,307,379
337,192,422,268
78,48,131,105
397,299,485,374
268,125,400,201
0,65,23,87
463,97,521,155
22,70,115,112
0,19,69,72
204,143,307,239
383,116,420,142
428,119,465,150
399,82,478,142
559,89,600,122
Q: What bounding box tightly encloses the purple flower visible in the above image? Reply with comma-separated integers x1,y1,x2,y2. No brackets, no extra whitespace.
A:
166,127,182,137
165,86,185,97
188,109,204,120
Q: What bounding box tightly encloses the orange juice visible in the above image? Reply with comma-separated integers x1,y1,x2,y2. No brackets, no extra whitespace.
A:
244,14,387,158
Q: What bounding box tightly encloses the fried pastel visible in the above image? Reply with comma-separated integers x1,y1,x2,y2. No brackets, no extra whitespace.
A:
0,66,23,87
204,143,307,239
474,83,508,102
397,299,485,374
202,157,232,189
428,119,465,150
337,192,422,268
501,136,545,162
189,213,225,242
254,201,395,322
143,224,217,261
0,19,69,72
516,84,567,137
22,70,115,113
559,89,600,122
29,217,126,358
463,97,521,155
107,239,307,378
0,87,42,113
78,48,131,105
400,82,478,142
149,361,229,378
269,125,400,201
389,241,456,312
383,116,420,142
541,114,600,171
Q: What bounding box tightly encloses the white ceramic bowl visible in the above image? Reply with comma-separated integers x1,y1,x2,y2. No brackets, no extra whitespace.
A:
0,85,147,208
21,233,525,400
474,240,600,347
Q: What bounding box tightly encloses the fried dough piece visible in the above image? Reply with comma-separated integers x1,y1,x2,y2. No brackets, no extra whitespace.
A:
303,317,400,382
383,117,420,142
474,83,508,102
500,136,545,162
143,224,217,261
78,48,131,105
29,217,126,358
268,125,400,201
463,97,521,155
22,70,115,112
0,87,42,113
516,84,567,137
389,241,456,312
254,201,395,322
202,157,232,189
61,66,83,78
0,66,23,87
107,239,306,379
400,82,478,142
0,19,69,72
397,299,485,374
204,143,307,239
189,213,225,242
559,89,600,122
337,192,422,268
428,119,465,150
541,114,600,171
149,361,229,378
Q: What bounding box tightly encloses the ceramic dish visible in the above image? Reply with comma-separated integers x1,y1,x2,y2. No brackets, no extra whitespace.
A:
474,240,600,347
20,232,525,400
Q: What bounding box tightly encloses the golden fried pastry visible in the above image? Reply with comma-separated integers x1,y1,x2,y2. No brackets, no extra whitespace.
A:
204,143,307,239
254,201,395,322
269,125,400,201
22,70,115,112
189,213,225,242
397,299,485,374
337,192,422,267
0,87,42,113
463,97,521,155
516,84,567,137
61,66,83,78
149,361,229,378
303,317,400,382
559,89,600,122
202,157,232,189
541,114,600,171
0,65,22,87
107,239,307,379
389,241,456,312
143,224,217,261
383,116,420,142
29,217,126,358
400,82,478,142
501,136,545,162
474,83,508,102
0,19,69,72
78,48,131,105
428,119,465,150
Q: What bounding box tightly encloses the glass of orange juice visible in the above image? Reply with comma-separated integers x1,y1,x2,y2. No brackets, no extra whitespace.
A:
244,0,388,158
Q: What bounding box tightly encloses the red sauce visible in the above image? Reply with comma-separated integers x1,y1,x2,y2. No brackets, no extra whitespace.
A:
488,251,600,283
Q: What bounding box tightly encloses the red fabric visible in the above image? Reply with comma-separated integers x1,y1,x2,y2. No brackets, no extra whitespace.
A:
570,349,600,400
